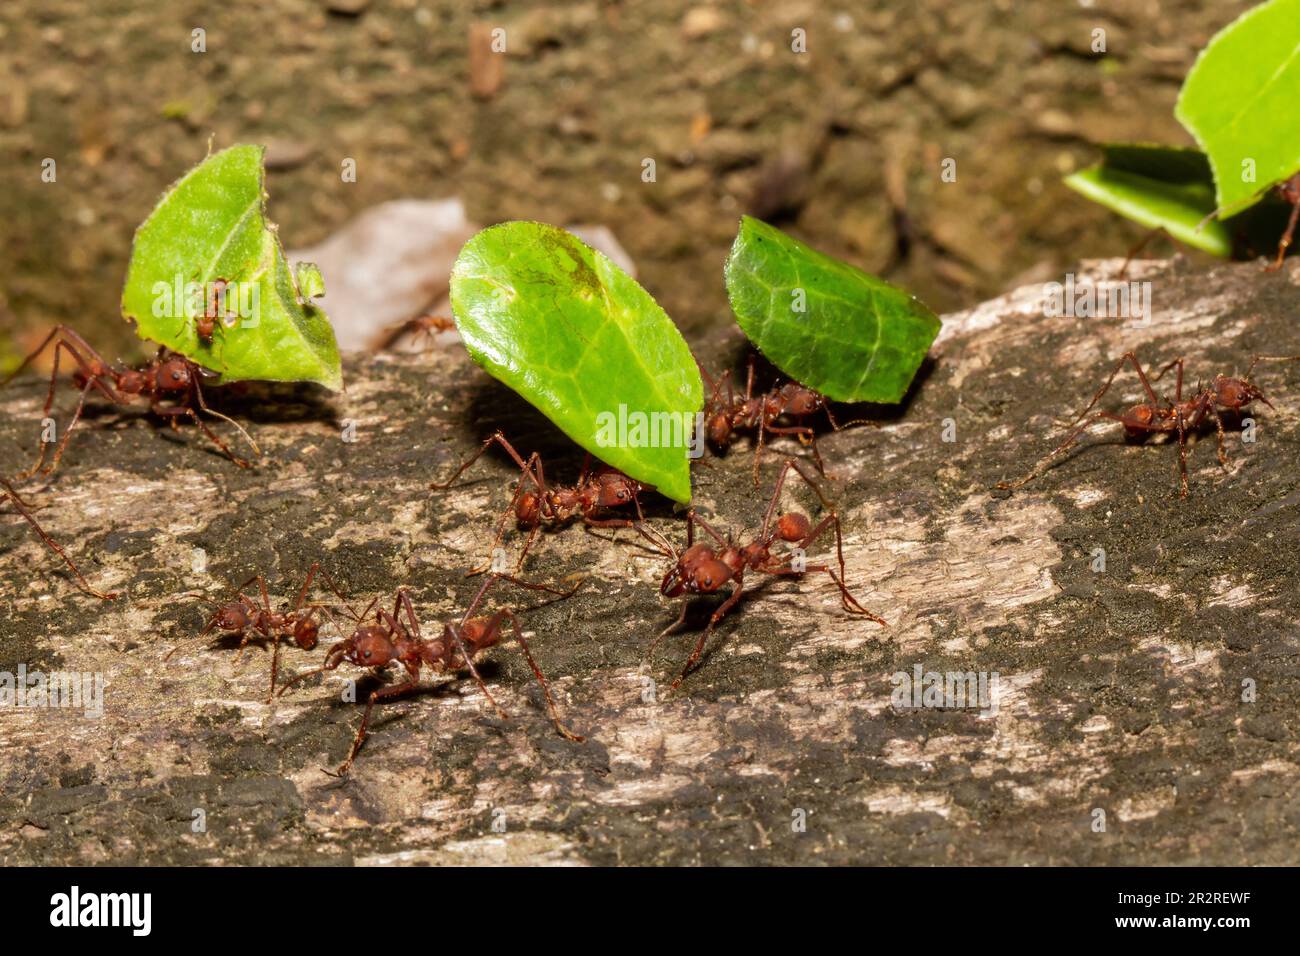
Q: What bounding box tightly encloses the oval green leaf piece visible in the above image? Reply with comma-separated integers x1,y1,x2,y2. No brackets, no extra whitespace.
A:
121,144,343,391
450,221,703,503
1175,0,1300,217
724,216,940,404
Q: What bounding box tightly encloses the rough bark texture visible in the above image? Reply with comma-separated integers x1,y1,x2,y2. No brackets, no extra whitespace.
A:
2,256,1299,865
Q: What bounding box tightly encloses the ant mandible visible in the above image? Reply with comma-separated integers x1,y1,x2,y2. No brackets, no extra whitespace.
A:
277,573,584,777
1,325,259,479
165,563,357,702
430,430,646,575
998,350,1300,497
700,356,876,486
642,458,885,689
1,476,117,600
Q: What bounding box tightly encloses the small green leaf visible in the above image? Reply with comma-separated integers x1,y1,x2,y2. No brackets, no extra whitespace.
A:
724,216,939,404
1065,145,1235,257
294,262,326,301
120,144,343,391
1175,0,1300,217
450,221,703,503
1065,144,1293,258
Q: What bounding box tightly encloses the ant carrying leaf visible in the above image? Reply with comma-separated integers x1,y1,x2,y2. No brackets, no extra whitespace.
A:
2,326,259,478
430,430,647,576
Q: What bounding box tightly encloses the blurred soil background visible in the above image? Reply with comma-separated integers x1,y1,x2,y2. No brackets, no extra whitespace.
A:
0,0,1257,367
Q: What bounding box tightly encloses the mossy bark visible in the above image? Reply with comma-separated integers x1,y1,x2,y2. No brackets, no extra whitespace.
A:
2,257,1299,865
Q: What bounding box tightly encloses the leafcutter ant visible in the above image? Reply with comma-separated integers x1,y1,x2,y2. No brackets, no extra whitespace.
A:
998,350,1300,497
374,314,456,352
166,563,358,701
0,476,117,599
1,325,259,478
430,430,646,575
277,572,583,777
641,458,885,688
699,356,876,485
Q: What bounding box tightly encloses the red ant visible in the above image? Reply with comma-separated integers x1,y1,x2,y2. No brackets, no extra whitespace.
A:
998,350,1300,497
640,458,885,689
1,476,117,600
374,314,456,351
277,573,583,777
165,563,357,702
1,325,259,478
430,430,646,575
700,356,875,485
194,278,232,345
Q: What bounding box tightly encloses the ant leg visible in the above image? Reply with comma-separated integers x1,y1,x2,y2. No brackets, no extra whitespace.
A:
429,430,542,491
998,411,1128,491
689,511,730,548
491,571,583,603
671,580,745,690
765,424,826,478
1265,192,1300,272
1118,225,1170,278
0,479,117,600
190,374,259,465
154,394,252,468
330,680,422,777
25,376,95,479
646,602,690,662
255,576,285,702
761,556,887,625
1060,351,1160,431
1210,404,1231,469
443,621,509,720
1174,412,1190,499
276,646,349,698
503,610,583,741
1150,357,1186,402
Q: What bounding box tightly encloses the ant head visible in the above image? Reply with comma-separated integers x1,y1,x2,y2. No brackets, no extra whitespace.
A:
776,512,811,543
780,384,823,416
294,617,319,651
707,413,732,446
343,624,396,667
595,473,640,508
213,602,251,631
661,543,730,597
156,357,193,393
1216,376,1270,411
516,490,542,525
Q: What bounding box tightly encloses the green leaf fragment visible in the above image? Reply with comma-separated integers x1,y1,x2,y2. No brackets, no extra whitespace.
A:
450,221,703,504
1175,0,1300,217
1064,145,1235,257
1065,144,1294,259
120,144,343,391
724,216,940,404
294,262,326,301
